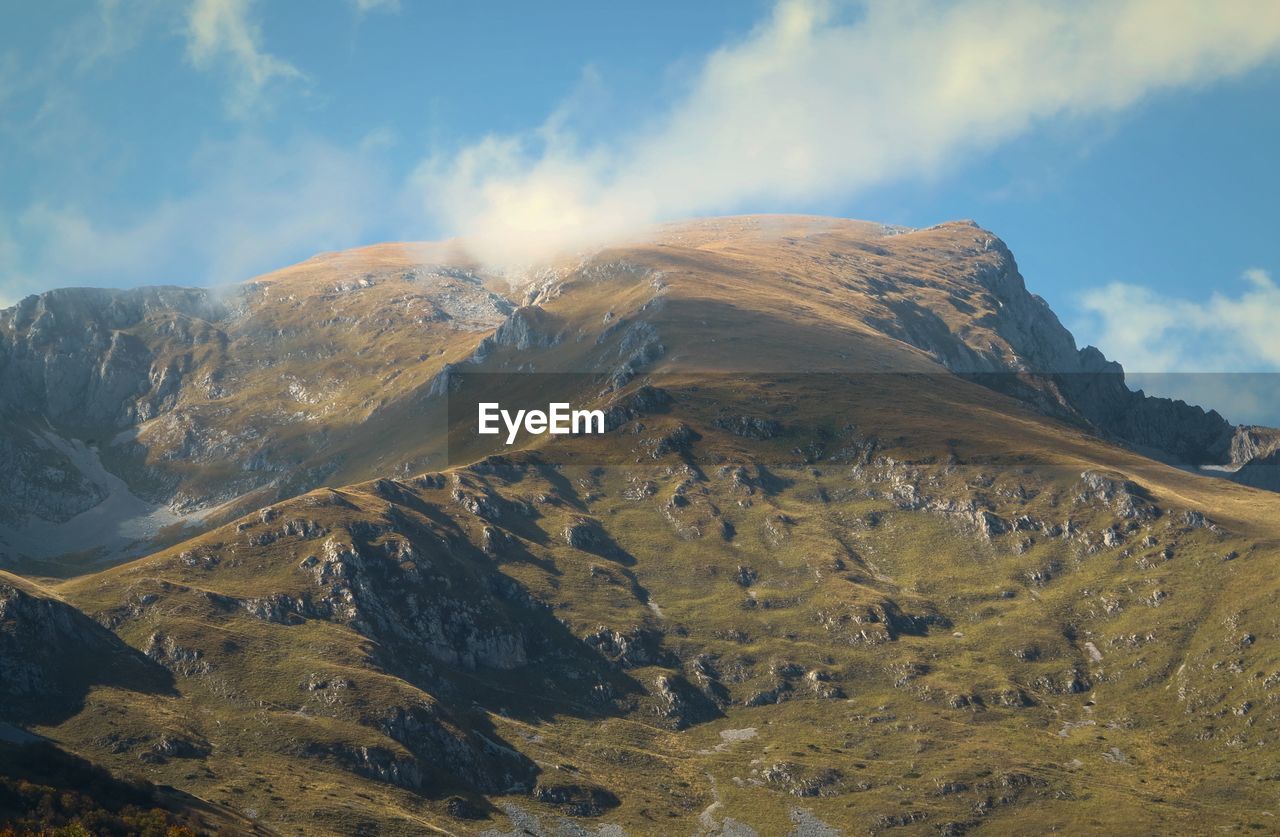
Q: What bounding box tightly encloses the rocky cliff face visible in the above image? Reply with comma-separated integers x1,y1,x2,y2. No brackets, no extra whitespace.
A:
851,222,1253,468
0,287,228,529
2,219,1280,831
1231,424,1280,464
1,218,1275,569
0,286,226,428
0,246,518,562
0,428,106,525
1231,449,1280,491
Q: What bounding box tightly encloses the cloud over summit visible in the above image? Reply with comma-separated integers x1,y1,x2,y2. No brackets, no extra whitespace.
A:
3,0,1279,322
418,0,1280,267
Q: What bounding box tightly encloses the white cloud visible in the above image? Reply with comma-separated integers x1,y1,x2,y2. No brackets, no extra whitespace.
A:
8,0,1280,316
350,0,400,14
416,0,1280,268
185,0,303,116
1077,269,1280,373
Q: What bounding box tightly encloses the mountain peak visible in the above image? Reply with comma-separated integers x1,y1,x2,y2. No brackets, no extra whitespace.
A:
2,215,1280,833
0,215,1272,570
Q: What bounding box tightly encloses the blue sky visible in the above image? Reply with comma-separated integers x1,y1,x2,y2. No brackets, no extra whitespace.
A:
3,1,1280,417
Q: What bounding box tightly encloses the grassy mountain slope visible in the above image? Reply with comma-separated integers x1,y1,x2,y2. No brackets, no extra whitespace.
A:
3,217,1280,834
5,215,1264,571
0,242,509,567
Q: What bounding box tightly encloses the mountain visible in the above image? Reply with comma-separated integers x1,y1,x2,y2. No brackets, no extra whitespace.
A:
1,218,1271,572
0,242,510,567
3,216,1280,834
1230,448,1280,492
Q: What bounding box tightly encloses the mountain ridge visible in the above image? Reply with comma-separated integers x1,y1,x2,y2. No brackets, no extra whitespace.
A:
3,216,1280,832
1,215,1274,570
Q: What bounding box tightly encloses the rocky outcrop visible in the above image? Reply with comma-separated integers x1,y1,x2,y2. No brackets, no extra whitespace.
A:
755,761,845,798
562,517,608,551
0,286,225,427
584,625,665,668
602,384,673,431
0,428,106,525
1076,470,1159,521
0,576,172,722
815,596,940,646
376,702,536,794
1231,449,1280,492
291,532,530,670
713,414,784,440
532,782,621,817
1230,425,1280,465
605,318,666,388
491,306,562,350
652,673,722,729
865,223,1270,470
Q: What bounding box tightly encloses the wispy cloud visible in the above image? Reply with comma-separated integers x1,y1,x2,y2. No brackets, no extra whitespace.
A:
350,0,400,15
5,1,298,121
6,0,1280,313
54,0,163,72
1077,269,1280,374
1,1,161,143
185,0,303,116
1077,270,1280,424
2,134,406,302
417,0,1280,267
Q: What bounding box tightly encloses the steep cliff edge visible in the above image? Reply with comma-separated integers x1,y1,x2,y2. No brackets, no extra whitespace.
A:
828,220,1266,467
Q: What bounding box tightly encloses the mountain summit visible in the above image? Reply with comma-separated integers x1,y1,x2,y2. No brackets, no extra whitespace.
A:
0,216,1272,568
1,217,1279,833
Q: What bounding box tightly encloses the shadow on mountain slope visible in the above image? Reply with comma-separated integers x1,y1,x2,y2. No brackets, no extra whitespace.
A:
0,573,176,726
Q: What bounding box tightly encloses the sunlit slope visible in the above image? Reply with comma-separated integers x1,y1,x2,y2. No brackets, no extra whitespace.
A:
0,242,512,565
42,357,1280,834
3,215,1254,570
